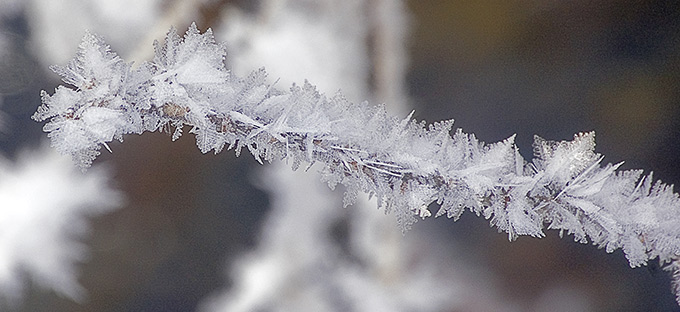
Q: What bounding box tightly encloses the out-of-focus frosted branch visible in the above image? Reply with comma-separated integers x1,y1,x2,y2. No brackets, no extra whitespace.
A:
32,24,680,304
0,146,121,303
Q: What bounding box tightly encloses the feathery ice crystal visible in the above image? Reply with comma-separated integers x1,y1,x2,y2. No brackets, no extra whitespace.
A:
32,24,680,304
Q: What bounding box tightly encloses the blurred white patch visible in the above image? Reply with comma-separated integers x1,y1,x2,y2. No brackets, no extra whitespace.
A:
0,144,122,302
26,0,163,65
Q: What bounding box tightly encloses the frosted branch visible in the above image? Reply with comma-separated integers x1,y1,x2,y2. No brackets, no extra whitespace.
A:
33,24,680,304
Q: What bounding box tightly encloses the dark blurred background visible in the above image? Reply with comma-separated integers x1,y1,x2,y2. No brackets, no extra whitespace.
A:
1,0,679,311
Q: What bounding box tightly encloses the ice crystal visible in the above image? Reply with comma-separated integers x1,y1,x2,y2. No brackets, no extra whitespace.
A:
33,24,680,304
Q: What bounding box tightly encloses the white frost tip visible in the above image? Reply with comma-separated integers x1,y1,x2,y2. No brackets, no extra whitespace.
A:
102,142,112,153
416,205,432,219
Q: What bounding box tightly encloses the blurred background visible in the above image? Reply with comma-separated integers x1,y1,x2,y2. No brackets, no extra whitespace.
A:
1,0,679,311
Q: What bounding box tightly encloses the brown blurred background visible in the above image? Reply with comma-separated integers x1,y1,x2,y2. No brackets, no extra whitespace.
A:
1,0,679,311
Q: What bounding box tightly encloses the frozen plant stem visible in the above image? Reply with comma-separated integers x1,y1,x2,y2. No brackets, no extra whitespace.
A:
33,24,680,304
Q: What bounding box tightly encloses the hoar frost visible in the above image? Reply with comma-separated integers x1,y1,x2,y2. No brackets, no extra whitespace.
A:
33,24,680,304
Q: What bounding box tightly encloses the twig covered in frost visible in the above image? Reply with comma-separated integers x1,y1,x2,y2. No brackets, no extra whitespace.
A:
32,24,680,304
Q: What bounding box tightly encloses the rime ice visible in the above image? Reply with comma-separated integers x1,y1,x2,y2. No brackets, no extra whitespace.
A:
33,24,680,304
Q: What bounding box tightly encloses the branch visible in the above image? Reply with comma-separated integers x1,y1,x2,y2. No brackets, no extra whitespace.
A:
32,24,680,304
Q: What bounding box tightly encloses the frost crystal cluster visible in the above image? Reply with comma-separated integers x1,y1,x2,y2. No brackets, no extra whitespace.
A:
33,24,680,303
